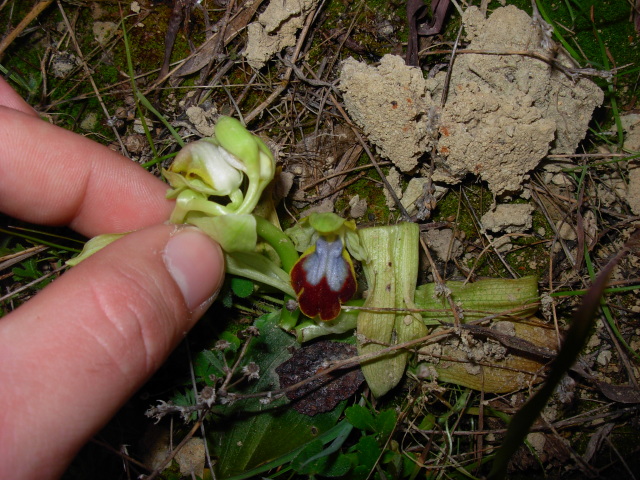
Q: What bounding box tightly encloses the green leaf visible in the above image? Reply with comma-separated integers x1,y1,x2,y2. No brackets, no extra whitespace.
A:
418,413,436,430
357,223,427,397
194,350,226,381
415,276,540,323
225,251,295,297
230,277,254,298
12,258,41,280
352,435,381,477
187,213,257,253
321,452,353,477
345,406,396,438
295,299,361,342
171,389,196,407
194,333,241,384
374,409,397,438
292,440,354,477
345,405,376,432
291,440,328,475
66,233,126,266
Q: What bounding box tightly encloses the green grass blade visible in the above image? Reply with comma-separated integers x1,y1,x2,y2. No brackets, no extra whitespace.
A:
120,15,159,157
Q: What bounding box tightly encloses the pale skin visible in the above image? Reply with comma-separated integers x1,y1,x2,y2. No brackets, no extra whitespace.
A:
0,77,226,479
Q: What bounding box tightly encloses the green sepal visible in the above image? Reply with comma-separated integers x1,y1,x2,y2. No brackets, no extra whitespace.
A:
225,251,295,297
185,212,257,253
66,233,127,267
308,212,347,234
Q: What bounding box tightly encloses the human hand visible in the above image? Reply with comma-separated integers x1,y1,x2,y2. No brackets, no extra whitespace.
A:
0,77,225,479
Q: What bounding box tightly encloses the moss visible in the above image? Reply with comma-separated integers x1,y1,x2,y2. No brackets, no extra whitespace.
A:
431,185,557,278
346,153,393,223
433,184,491,240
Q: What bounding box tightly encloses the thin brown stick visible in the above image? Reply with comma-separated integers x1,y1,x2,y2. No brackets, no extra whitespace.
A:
300,161,392,191
243,2,318,124
0,0,54,59
419,236,463,328
56,1,126,153
421,48,622,80
304,171,367,201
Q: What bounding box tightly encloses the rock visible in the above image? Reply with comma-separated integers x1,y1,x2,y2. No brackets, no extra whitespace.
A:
383,167,402,208
620,113,640,151
302,198,334,216
79,112,98,131
274,170,294,203
556,220,576,241
551,173,573,187
175,438,206,477
93,21,117,45
50,51,79,78
186,105,218,137
133,118,153,134
122,134,147,154
481,203,534,233
349,194,367,218
627,163,640,215
401,177,428,215
597,349,612,367
526,432,546,457
423,229,463,261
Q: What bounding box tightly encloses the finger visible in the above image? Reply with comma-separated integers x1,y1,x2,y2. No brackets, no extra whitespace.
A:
0,224,225,479
0,77,38,116
0,107,173,236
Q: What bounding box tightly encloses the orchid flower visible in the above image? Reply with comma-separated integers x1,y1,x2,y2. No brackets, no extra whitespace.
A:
69,116,295,298
164,116,275,221
287,213,367,322
161,116,276,254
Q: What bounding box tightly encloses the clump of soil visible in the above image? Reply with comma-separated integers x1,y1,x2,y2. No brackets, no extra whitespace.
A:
481,203,534,233
339,54,439,172
244,0,320,69
339,5,604,197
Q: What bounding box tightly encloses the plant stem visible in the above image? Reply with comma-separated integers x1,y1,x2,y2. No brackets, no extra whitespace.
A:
254,216,298,273
254,215,300,330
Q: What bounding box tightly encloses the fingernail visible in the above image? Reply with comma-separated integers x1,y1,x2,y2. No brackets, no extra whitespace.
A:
163,228,225,312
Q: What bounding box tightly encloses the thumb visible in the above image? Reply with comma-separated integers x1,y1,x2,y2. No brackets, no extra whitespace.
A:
0,224,225,479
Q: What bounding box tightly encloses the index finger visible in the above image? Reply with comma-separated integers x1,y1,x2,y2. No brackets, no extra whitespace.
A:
0,107,174,236
0,77,38,116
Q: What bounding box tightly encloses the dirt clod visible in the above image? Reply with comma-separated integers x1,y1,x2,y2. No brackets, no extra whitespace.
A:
340,54,439,173
244,0,320,69
339,5,604,197
481,204,534,233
